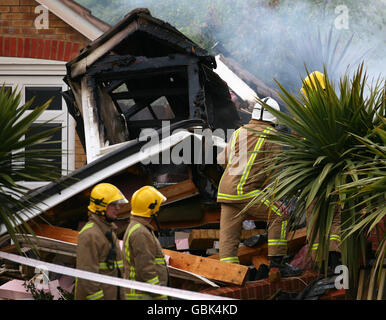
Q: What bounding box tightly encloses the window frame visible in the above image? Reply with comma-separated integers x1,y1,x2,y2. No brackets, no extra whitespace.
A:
0,57,75,190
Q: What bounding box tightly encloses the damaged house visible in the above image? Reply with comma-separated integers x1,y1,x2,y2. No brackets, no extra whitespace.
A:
2,7,382,301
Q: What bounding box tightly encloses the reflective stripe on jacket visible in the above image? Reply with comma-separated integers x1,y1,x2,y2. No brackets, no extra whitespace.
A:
122,216,169,300
217,120,278,204
74,214,125,300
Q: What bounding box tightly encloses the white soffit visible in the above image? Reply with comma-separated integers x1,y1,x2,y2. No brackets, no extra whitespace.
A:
214,55,259,103
0,57,66,75
36,0,105,41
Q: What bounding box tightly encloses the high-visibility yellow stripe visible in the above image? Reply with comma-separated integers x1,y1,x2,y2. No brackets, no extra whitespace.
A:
281,220,288,240
217,190,282,216
86,290,104,300
330,235,341,242
147,276,160,285
268,239,287,245
220,256,240,264
125,293,168,300
99,260,124,270
228,128,241,165
154,257,166,265
237,127,272,195
124,223,141,264
79,222,94,235
311,243,319,250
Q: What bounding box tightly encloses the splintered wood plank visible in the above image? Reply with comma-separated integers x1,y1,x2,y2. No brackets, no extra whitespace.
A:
188,229,265,250
162,249,249,286
208,227,307,265
30,224,78,244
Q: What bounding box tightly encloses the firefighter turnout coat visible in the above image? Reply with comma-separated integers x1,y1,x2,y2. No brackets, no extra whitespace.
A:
75,214,125,300
123,216,169,300
217,119,289,261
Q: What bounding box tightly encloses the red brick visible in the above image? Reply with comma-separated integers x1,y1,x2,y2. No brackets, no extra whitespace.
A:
0,7,11,13
36,28,56,35
0,21,11,27
63,41,72,61
55,27,73,35
69,42,79,60
50,40,58,60
4,37,10,56
0,37,3,56
49,20,68,28
24,37,31,57
17,37,23,57
10,37,17,56
1,13,34,20
36,38,43,58
247,286,257,299
57,40,65,60
20,27,37,35
11,6,32,12
1,0,20,5
29,37,36,58
1,27,22,35
20,0,37,5
11,20,33,27
43,39,50,59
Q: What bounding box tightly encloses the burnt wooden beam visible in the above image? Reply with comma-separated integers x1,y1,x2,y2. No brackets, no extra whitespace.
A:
105,80,126,94
122,97,156,119
112,87,187,100
187,63,203,120
87,54,198,79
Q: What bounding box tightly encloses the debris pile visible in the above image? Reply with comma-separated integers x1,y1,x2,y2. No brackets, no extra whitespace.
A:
0,8,384,300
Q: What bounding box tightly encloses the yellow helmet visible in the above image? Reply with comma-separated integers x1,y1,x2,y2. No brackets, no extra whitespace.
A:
302,71,326,95
88,183,128,216
130,186,167,218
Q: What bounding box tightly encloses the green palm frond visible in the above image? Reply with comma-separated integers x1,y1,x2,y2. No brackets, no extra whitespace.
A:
0,85,63,253
248,63,385,285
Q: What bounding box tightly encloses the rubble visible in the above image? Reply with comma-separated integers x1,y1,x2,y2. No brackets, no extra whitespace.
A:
0,8,367,300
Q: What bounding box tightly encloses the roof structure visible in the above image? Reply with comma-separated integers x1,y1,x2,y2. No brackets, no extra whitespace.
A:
36,0,110,41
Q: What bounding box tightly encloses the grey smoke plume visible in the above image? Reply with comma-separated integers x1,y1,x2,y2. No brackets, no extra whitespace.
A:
79,0,385,95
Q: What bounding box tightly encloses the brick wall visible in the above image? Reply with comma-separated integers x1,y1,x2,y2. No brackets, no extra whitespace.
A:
200,272,320,300
0,0,89,168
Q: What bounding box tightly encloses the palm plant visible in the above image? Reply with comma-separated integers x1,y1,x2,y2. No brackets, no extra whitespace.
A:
249,63,385,290
0,85,62,252
338,123,386,283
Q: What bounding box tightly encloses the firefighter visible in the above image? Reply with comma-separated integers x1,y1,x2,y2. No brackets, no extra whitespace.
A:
123,186,169,300
302,71,342,270
217,97,302,277
75,183,127,300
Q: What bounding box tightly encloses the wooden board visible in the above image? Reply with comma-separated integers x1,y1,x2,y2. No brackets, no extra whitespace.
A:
31,224,78,244
207,227,307,265
188,229,265,250
167,266,219,288
14,225,236,286
163,248,249,286
251,255,269,270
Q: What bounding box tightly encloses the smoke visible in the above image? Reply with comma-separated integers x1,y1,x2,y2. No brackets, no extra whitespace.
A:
79,0,385,95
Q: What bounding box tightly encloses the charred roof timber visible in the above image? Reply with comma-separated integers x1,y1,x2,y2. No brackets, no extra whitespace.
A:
64,8,239,164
